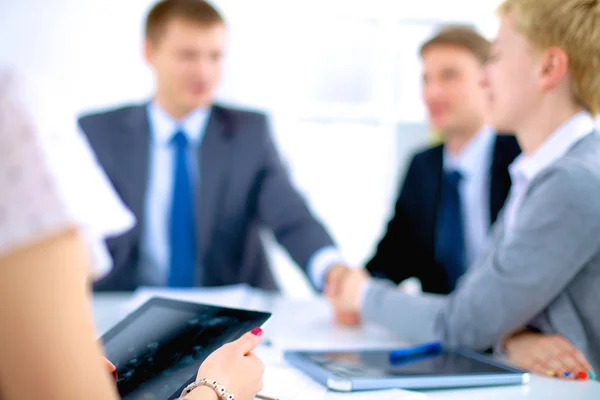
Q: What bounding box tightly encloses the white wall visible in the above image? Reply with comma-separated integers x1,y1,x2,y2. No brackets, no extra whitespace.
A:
0,0,505,297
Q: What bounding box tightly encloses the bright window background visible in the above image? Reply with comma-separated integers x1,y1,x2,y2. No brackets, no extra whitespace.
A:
1,0,509,297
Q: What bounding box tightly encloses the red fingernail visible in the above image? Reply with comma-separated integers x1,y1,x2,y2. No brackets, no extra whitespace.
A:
251,327,263,336
577,371,589,380
112,369,118,380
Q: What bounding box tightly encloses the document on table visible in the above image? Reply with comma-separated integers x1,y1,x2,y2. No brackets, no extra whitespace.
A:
264,297,410,351
255,347,426,400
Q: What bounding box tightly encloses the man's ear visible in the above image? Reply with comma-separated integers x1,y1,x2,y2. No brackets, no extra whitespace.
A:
538,47,569,91
143,39,154,66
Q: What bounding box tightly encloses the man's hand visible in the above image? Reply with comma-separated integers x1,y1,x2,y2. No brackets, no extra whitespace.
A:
334,267,370,313
324,264,362,325
334,309,362,325
324,264,351,298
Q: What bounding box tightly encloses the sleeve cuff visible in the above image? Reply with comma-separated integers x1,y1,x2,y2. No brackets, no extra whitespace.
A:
361,278,397,313
493,342,510,361
308,246,346,291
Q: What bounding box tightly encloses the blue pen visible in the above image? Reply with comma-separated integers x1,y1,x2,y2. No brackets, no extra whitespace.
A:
389,342,443,361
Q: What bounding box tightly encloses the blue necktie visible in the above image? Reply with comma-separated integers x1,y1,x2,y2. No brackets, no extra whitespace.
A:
435,170,466,292
168,130,196,287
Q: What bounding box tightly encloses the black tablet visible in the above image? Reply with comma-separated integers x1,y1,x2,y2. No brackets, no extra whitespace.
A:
101,297,271,400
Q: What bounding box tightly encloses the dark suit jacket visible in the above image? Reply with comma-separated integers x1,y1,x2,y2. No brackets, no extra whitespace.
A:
79,103,337,291
366,135,521,295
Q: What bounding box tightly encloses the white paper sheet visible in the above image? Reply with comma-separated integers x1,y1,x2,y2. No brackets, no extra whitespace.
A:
263,297,410,351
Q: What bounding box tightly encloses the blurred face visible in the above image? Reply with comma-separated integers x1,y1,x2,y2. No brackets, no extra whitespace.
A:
484,15,539,133
421,44,487,136
145,18,226,116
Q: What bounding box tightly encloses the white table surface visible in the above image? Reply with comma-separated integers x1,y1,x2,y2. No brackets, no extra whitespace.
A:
92,291,600,400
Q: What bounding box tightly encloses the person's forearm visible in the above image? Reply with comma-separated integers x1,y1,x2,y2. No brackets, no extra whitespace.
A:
0,229,119,400
362,278,445,343
184,385,219,400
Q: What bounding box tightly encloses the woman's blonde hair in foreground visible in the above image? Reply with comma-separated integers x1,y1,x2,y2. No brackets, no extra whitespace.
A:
498,0,600,116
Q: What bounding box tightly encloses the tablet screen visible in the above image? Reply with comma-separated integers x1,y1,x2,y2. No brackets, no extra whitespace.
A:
303,349,512,378
101,298,271,400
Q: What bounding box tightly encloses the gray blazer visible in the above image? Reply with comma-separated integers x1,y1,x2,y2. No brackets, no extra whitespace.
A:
79,103,336,291
362,133,600,371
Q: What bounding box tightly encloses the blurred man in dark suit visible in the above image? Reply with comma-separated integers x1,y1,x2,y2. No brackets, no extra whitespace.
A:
80,0,348,291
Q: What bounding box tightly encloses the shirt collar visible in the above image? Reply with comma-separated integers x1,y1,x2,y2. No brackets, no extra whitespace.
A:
509,111,596,182
443,126,495,179
147,101,210,146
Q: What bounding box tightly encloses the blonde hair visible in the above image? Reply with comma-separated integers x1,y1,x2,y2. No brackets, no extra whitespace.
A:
497,0,600,116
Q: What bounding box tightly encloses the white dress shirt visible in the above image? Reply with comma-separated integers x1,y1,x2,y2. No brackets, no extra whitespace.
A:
0,68,134,277
139,101,210,286
503,111,597,239
443,126,495,268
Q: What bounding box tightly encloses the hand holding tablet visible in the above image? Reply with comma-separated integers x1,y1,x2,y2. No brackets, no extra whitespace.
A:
101,297,271,400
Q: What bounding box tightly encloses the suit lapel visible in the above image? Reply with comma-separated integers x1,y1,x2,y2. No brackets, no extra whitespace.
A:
121,104,151,224
425,146,444,244
197,106,232,262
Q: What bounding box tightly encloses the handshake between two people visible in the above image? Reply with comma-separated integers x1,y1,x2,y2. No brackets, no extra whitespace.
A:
324,264,372,326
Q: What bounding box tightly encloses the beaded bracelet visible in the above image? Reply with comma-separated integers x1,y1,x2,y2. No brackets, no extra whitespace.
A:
179,377,235,400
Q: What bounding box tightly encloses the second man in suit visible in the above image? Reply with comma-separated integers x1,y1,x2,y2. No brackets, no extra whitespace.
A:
365,26,521,294
329,26,521,301
80,0,348,291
